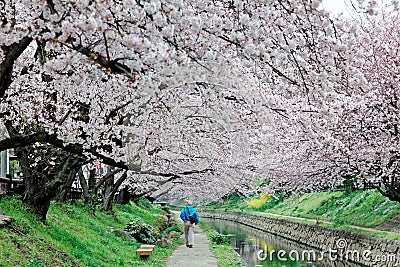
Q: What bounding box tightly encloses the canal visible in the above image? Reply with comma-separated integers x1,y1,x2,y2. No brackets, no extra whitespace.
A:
203,218,362,267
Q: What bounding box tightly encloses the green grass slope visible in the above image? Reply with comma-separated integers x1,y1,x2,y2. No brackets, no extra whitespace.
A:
264,190,400,228
208,189,400,229
0,196,181,267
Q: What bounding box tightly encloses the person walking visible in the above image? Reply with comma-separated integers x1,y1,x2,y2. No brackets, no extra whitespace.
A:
180,199,199,248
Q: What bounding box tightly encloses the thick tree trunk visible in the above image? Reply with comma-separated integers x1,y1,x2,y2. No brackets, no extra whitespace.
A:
55,167,79,202
14,144,82,222
78,168,97,206
116,186,131,205
22,187,52,223
102,171,127,212
102,175,114,212
377,182,400,202
384,189,400,202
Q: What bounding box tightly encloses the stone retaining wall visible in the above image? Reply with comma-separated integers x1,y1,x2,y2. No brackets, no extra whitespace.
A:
201,210,400,267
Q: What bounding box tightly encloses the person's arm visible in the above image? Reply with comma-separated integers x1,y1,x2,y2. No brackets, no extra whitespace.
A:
195,210,199,225
180,208,186,221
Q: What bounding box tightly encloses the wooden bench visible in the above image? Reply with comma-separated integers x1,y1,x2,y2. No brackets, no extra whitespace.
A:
136,244,156,258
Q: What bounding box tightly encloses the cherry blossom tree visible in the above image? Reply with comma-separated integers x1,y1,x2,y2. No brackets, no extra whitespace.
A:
3,0,398,219
260,4,400,202
312,10,400,201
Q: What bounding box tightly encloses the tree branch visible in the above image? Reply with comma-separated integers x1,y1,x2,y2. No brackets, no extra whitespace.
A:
95,168,124,191
0,132,140,171
0,36,33,97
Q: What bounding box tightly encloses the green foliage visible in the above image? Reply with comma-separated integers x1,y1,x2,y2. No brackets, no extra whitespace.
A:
247,193,272,209
205,189,400,236
25,259,44,267
261,190,400,228
0,196,42,235
8,160,20,177
124,219,157,244
206,193,247,211
153,214,168,236
343,177,356,195
262,193,285,209
0,197,180,267
161,205,171,214
210,232,231,245
135,197,153,209
254,177,268,188
165,225,183,235
212,245,242,267
307,190,400,227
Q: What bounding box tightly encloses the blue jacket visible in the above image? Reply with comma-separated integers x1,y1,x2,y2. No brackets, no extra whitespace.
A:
180,206,199,224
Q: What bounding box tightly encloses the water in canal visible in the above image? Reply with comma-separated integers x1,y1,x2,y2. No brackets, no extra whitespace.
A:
203,218,362,267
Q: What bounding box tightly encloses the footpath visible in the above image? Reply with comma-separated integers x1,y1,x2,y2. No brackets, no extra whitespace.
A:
166,213,218,267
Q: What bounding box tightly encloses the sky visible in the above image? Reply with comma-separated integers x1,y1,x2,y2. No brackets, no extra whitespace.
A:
322,0,394,16
321,0,353,15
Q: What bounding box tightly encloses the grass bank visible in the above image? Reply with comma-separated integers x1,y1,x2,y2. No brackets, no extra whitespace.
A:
205,189,400,239
262,190,400,227
0,196,182,267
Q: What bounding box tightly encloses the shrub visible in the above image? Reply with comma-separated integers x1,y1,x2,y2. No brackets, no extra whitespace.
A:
263,193,285,209
161,206,171,214
153,214,168,238
136,197,153,209
165,225,183,235
124,219,156,244
247,193,272,209
343,177,356,195
210,232,231,245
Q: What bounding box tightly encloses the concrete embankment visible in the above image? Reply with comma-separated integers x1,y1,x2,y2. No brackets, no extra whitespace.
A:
201,210,400,267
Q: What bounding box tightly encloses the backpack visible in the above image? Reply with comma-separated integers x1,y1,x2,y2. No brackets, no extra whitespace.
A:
186,207,196,224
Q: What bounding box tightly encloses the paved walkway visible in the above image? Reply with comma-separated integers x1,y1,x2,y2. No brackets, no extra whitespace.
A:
166,215,218,267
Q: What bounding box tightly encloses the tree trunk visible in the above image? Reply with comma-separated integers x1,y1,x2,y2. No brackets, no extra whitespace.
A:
116,186,131,205
15,144,82,222
102,171,127,212
55,167,79,202
102,174,114,212
78,168,90,204
22,186,52,223
78,167,97,206
88,168,97,203
377,181,400,202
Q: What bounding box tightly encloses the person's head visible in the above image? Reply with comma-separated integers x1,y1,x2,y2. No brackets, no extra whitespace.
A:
185,199,193,206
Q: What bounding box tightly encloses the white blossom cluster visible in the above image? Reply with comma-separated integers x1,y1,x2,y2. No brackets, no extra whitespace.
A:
1,0,399,201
